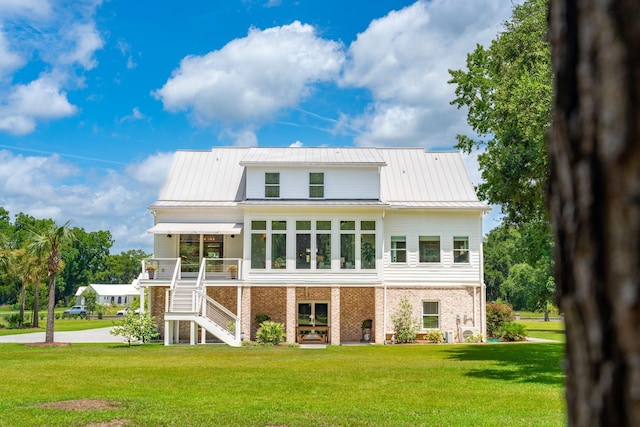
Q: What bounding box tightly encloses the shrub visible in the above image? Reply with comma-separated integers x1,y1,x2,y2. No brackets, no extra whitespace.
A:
486,301,515,337
391,297,419,343
255,321,285,345
465,333,484,343
498,322,527,342
254,314,271,325
110,313,160,346
5,313,22,329
425,330,444,343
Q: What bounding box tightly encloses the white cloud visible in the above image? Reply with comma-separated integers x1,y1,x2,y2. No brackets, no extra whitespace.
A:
119,107,146,123
0,0,52,20
0,150,169,253
155,21,345,126
290,141,303,147
339,0,517,148
0,28,24,79
0,74,77,134
220,128,258,146
0,0,103,134
57,21,104,70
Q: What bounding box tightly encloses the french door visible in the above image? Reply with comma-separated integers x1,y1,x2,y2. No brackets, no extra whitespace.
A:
297,302,329,326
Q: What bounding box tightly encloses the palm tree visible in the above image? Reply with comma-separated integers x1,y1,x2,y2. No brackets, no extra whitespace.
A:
29,221,74,343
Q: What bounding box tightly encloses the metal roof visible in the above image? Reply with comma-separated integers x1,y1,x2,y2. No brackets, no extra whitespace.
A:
239,147,386,166
87,284,139,296
154,147,488,210
158,148,248,202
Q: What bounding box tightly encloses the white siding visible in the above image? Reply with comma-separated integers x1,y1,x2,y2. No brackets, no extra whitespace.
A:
245,167,380,200
382,210,482,284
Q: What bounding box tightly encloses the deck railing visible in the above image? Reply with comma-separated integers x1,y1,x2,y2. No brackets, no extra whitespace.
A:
194,289,240,342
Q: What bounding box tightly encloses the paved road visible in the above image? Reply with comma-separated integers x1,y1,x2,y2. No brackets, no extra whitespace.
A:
0,327,123,343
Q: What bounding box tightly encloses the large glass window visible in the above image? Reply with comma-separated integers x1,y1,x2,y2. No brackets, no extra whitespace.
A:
298,302,329,326
271,221,287,269
391,236,406,263
265,172,280,198
419,236,440,263
360,221,376,269
340,221,355,269
296,221,311,269
179,234,200,273
309,173,324,198
316,220,331,269
453,236,469,263
422,301,440,329
251,221,266,269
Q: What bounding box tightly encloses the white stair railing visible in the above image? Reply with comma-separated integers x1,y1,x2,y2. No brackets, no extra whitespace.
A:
194,289,241,342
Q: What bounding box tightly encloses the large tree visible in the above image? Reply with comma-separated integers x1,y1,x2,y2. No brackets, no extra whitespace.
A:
59,227,113,303
549,0,640,425
449,0,551,225
29,221,74,343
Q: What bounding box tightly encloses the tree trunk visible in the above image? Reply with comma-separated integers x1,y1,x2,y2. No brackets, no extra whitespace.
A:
45,274,56,343
33,277,40,329
19,281,26,326
549,0,640,425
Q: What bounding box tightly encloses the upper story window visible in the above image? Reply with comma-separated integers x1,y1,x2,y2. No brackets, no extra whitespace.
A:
309,173,324,198
340,221,355,269
453,236,469,263
391,236,407,263
265,173,280,198
419,236,440,263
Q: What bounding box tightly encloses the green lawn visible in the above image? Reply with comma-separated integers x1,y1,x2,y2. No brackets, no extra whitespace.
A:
521,321,566,342
0,343,565,427
0,318,119,336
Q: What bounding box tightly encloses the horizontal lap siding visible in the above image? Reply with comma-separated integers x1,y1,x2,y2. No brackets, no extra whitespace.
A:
383,211,482,284
246,167,380,199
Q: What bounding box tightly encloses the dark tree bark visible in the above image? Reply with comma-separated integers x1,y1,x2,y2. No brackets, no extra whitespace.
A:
549,0,640,425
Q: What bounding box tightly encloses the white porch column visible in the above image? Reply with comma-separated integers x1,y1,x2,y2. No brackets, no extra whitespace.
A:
139,287,145,314
374,286,385,344
330,287,340,345
164,320,170,345
241,286,251,340
286,286,296,343
190,321,196,345
173,320,180,344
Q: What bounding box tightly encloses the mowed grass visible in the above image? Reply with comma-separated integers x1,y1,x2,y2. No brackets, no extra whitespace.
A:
521,321,566,342
0,343,565,427
0,318,118,336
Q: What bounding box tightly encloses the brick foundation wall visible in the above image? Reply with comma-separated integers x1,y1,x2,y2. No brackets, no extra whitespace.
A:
250,287,287,340
340,287,375,342
385,287,480,342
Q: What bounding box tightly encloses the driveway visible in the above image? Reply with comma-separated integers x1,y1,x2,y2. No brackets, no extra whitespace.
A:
0,327,123,343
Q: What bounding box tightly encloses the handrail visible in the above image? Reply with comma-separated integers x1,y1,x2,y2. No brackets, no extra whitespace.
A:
194,289,241,342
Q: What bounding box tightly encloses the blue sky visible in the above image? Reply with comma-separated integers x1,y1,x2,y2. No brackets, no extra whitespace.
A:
0,0,515,253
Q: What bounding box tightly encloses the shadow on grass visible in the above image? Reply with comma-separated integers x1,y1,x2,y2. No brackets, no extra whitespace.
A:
445,343,565,386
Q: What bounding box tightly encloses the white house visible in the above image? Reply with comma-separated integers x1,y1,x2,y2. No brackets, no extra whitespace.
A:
76,284,139,306
139,147,489,346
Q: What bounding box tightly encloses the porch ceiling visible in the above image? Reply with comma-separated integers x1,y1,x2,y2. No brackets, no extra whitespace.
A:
147,222,242,235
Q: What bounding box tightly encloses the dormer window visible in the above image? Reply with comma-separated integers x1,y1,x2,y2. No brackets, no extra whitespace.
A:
265,173,280,198
309,173,324,198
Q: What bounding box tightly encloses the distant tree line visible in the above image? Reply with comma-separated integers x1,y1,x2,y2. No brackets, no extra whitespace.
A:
0,207,150,311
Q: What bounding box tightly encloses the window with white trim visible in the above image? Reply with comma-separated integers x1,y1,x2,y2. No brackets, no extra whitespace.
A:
391,236,406,263
422,301,440,329
453,236,469,263
309,173,324,198
265,172,280,198
419,236,440,263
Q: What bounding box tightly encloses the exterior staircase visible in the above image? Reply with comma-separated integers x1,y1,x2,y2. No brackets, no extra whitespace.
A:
165,280,241,347
170,281,198,312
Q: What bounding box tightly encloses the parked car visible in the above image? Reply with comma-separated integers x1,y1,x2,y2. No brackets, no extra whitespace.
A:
116,308,141,316
63,305,87,317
